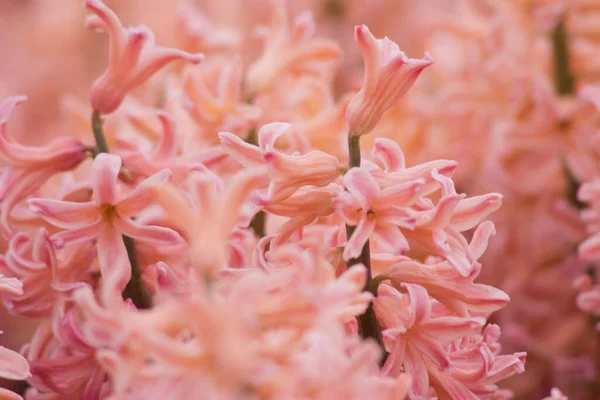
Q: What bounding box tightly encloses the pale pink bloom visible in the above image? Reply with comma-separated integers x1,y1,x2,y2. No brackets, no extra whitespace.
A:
334,167,423,260
260,183,342,245
149,166,267,277
177,1,241,53
117,110,198,184
71,247,375,399
429,324,526,399
23,307,105,399
245,0,342,95
374,283,484,398
0,229,94,317
346,25,433,136
382,257,510,316
85,0,203,114
28,154,180,302
407,172,503,277
0,96,87,236
219,122,344,202
183,58,261,139
543,388,568,400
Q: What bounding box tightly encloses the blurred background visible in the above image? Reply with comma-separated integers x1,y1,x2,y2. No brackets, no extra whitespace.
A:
2,0,600,399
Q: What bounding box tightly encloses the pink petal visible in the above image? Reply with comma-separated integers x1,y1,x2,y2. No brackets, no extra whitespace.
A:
372,138,406,172
116,169,172,216
129,47,204,90
93,153,122,205
343,217,376,261
0,276,23,297
218,131,264,167
113,217,181,246
28,199,100,229
343,168,381,208
97,225,131,304
0,346,30,380
52,220,106,248
354,25,381,93
404,344,430,398
84,0,126,65
450,194,503,232
421,317,483,342
257,122,292,153
404,283,431,326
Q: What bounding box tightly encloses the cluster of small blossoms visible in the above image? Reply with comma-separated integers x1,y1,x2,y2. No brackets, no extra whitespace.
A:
0,0,532,399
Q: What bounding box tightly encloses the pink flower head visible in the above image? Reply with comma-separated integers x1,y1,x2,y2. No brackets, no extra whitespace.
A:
183,58,261,139
28,153,181,303
149,166,268,277
0,96,87,236
335,167,424,260
346,25,433,136
384,258,510,316
374,283,484,398
246,0,342,95
85,0,204,114
219,122,344,202
0,229,93,317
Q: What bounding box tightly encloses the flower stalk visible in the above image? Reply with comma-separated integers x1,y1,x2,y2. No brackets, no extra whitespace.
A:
91,110,152,309
346,133,385,359
552,16,574,96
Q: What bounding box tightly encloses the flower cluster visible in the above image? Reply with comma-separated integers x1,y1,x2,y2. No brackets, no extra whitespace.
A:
11,0,600,399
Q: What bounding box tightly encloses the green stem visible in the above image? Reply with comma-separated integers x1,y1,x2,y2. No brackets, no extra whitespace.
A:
121,235,152,309
346,134,386,362
246,128,267,237
91,110,151,309
552,16,574,96
92,110,110,154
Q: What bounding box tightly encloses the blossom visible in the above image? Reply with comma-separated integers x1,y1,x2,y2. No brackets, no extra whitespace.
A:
28,154,181,303
374,283,484,398
346,25,433,136
85,0,203,114
148,166,268,277
183,58,261,139
245,0,342,95
219,122,345,202
334,167,423,260
0,229,94,317
0,96,87,236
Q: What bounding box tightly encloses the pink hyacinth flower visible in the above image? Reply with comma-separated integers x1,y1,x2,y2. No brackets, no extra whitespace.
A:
148,166,268,277
334,167,424,261
85,0,203,114
346,25,433,136
28,154,181,300
219,122,344,202
374,283,484,398
0,96,87,236
245,0,342,95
